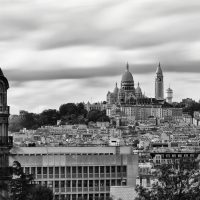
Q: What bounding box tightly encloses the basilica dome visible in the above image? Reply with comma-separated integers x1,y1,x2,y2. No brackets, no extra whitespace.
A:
135,83,142,94
113,83,119,94
121,63,133,82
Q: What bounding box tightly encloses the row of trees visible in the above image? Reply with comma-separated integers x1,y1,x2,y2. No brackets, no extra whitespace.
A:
9,103,110,132
173,101,200,117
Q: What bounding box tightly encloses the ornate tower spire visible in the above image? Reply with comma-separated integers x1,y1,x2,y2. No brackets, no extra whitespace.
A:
126,62,129,71
155,62,164,100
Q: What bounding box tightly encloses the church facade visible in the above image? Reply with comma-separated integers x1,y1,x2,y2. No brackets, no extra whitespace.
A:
106,63,181,121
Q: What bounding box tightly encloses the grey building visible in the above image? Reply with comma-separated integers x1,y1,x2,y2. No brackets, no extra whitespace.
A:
10,146,138,200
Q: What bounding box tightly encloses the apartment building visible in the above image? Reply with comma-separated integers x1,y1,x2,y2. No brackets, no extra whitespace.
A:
9,146,138,200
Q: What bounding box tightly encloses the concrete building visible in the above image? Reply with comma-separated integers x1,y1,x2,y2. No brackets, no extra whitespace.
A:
10,146,138,200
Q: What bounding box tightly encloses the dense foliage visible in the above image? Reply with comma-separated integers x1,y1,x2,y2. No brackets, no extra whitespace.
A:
9,161,53,200
9,102,109,132
135,159,200,200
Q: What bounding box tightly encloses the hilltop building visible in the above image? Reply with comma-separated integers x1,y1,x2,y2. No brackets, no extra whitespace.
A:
106,63,181,121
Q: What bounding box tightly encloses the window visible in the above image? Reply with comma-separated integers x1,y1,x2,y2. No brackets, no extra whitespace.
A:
117,166,121,173
100,166,104,173
66,180,71,187
89,180,93,187
106,166,110,173
123,166,127,173
95,180,99,187
37,167,41,175
95,166,99,173
55,167,59,174
78,166,82,174
43,167,47,174
111,166,115,173
72,180,76,187
100,180,104,187
61,167,65,175
25,167,29,174
72,167,76,174
55,181,59,188
117,179,121,186
111,179,115,186
61,181,65,188
84,180,88,187
83,166,87,174
106,180,110,186
89,166,93,173
49,167,53,174
147,178,150,187
66,166,71,174
31,167,35,175
78,180,82,187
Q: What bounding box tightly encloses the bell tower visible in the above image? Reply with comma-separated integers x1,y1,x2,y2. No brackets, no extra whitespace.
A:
0,68,11,199
155,63,164,100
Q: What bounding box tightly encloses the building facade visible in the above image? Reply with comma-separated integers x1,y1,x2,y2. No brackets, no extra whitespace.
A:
0,69,12,199
10,146,138,200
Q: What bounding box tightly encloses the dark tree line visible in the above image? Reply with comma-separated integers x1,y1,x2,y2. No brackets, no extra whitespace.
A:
173,100,200,117
9,103,109,132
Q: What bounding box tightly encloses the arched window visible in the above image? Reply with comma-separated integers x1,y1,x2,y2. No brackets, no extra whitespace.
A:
0,82,4,106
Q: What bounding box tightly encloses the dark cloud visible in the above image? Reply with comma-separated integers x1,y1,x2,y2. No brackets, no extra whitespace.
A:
5,60,200,83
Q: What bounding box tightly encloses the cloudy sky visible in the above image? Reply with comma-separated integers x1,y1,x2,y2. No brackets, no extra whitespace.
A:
1,0,200,114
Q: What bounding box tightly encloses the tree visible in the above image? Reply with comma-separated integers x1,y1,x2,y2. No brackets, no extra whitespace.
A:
135,158,200,200
19,111,40,130
59,103,78,117
9,161,34,200
9,115,23,132
39,109,59,126
77,103,88,117
9,161,53,200
87,110,110,123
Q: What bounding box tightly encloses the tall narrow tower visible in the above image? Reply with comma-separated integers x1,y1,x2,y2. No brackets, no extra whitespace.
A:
166,87,173,104
155,63,164,100
0,68,11,199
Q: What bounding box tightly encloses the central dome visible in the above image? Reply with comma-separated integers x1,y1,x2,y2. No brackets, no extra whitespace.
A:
121,63,133,82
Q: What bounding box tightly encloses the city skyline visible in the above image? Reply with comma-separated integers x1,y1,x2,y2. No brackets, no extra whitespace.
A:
1,0,200,114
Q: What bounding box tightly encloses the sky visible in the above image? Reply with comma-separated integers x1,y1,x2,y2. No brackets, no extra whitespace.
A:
1,0,200,114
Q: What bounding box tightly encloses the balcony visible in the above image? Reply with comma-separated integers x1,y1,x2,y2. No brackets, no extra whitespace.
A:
0,136,13,148
0,106,9,114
